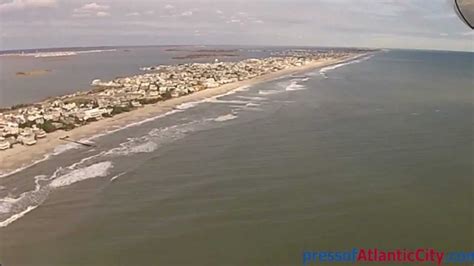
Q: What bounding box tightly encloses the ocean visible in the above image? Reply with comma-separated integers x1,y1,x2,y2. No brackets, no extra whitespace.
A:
0,49,472,266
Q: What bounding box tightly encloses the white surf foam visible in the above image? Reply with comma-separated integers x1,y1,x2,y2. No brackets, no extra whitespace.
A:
230,103,262,112
176,87,251,110
214,114,238,122
49,161,113,188
53,143,80,155
128,141,158,154
105,120,203,157
237,96,267,101
245,103,261,107
65,151,108,171
0,199,14,214
207,99,249,105
0,174,51,227
285,81,306,91
0,161,114,227
320,55,374,76
87,109,184,141
110,172,126,182
1,83,257,180
176,101,200,110
259,90,282,95
0,153,55,179
236,85,250,92
0,81,261,226
0,135,90,180
0,205,38,228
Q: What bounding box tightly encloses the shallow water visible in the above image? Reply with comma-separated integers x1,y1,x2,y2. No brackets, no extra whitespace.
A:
0,50,472,266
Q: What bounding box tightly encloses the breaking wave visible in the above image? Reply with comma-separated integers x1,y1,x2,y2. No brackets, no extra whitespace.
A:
110,172,126,182
0,161,114,227
214,114,238,122
0,71,301,227
320,55,374,78
237,96,267,101
259,90,282,95
0,206,38,228
49,161,113,188
285,80,307,91
176,101,200,110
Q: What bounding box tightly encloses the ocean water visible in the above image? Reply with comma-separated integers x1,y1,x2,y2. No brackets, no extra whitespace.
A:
0,50,472,266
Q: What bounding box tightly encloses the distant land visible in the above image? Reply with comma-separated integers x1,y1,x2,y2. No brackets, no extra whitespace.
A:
1,45,472,55
170,49,240,59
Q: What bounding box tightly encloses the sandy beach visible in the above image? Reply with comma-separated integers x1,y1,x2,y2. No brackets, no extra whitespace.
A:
0,55,358,175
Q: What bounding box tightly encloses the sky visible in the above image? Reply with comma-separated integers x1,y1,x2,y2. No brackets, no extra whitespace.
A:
0,0,472,51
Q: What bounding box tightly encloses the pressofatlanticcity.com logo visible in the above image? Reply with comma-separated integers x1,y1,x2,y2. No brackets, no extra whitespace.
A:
302,248,474,265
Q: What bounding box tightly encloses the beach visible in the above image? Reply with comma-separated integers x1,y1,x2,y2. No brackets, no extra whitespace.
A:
0,55,356,175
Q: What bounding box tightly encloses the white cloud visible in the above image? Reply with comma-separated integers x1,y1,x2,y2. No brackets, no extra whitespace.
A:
181,10,193,16
96,11,110,17
79,2,109,11
227,19,241,23
73,2,110,18
126,12,140,17
0,0,56,13
1,0,472,52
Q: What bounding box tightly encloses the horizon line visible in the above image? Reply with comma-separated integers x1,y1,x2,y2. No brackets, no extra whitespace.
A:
0,44,472,54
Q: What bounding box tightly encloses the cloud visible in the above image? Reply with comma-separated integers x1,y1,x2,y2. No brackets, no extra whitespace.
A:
180,10,193,16
0,0,472,52
0,0,56,13
227,19,241,24
96,11,110,17
126,12,140,17
73,2,110,18
79,2,109,11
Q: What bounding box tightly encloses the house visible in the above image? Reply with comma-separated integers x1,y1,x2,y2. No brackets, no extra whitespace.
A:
204,78,219,88
148,90,159,97
4,122,19,135
18,131,36,146
131,101,142,108
0,137,10,150
83,108,105,121
63,102,77,111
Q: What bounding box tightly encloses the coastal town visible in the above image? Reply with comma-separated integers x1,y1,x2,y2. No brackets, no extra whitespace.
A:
0,49,366,152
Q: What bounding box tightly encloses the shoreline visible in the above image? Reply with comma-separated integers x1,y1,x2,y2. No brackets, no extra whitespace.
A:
0,54,363,176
